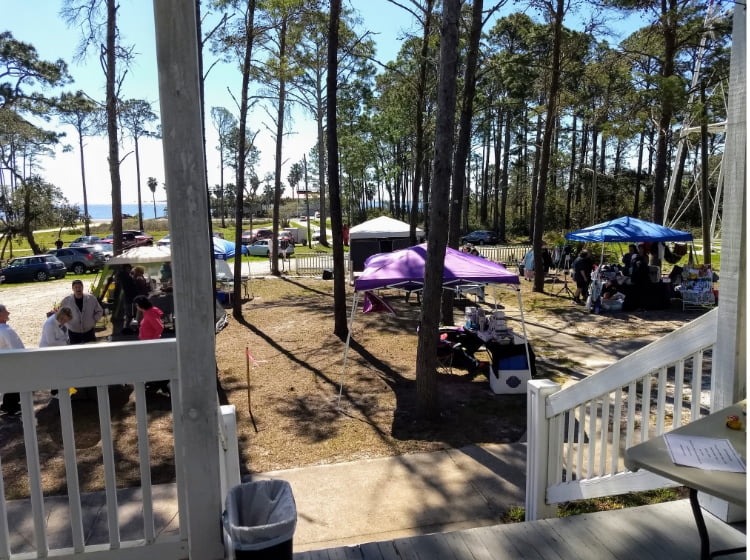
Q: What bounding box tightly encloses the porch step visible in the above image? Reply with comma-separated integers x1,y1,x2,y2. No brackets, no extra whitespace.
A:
296,499,746,560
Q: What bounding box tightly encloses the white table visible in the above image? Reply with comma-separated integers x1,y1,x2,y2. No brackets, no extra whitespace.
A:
625,401,746,560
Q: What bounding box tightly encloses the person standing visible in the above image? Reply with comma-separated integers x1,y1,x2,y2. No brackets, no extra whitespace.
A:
572,249,594,305
117,264,138,328
134,295,169,395
134,295,164,341
39,307,72,347
132,266,150,297
0,304,24,415
61,279,103,344
622,244,638,275
630,244,652,310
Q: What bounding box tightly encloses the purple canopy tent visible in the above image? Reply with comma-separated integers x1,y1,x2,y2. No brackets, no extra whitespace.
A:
338,244,529,405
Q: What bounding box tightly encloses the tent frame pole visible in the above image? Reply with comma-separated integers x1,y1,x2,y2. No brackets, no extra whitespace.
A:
337,291,360,408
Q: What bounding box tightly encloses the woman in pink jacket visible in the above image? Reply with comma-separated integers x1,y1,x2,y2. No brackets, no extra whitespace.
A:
134,295,163,340
133,295,169,396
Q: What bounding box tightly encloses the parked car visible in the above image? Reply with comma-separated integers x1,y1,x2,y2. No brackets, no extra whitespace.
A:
278,232,295,245
100,231,154,250
47,247,106,274
0,255,66,283
241,228,273,245
91,243,113,260
123,230,154,245
157,234,171,247
246,239,295,257
460,230,499,245
69,235,102,247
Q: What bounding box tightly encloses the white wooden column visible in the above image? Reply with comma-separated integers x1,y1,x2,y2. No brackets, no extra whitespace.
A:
152,2,224,558
704,5,746,524
713,3,746,410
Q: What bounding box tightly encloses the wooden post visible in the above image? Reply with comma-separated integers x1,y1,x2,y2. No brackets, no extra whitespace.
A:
152,2,224,558
704,5,746,525
525,379,560,521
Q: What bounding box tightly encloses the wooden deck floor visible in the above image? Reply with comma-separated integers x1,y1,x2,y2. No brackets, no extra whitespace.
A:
294,500,746,560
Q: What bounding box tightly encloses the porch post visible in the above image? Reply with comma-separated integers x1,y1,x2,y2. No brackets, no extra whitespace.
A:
702,5,746,525
153,3,224,558
713,0,746,410
525,379,559,520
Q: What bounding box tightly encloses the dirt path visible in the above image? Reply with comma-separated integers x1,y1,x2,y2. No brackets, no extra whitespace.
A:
0,280,81,347
2,269,695,373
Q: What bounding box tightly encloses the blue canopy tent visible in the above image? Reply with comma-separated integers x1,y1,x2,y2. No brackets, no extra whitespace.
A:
565,217,693,310
565,216,693,243
213,237,248,260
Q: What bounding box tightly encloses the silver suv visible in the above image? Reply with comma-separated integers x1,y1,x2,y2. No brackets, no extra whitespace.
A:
47,247,106,274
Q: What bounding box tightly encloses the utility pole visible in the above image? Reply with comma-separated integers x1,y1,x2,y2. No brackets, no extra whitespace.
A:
304,154,311,247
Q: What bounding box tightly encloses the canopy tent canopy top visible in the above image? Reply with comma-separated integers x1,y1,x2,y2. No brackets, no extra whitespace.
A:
565,216,693,243
354,243,519,293
348,215,424,240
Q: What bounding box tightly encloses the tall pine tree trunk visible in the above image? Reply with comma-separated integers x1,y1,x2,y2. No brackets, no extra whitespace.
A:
532,0,564,293
416,0,460,421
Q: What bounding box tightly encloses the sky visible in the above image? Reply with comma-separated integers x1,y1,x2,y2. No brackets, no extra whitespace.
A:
3,0,419,206
3,1,644,207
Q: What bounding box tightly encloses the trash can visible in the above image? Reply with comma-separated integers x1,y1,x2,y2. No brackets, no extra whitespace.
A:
223,479,297,559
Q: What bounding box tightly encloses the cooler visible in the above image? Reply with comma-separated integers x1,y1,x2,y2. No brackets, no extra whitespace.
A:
487,335,532,394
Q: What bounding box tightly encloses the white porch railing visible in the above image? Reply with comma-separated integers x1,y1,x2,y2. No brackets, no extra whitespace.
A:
526,308,719,520
0,340,239,560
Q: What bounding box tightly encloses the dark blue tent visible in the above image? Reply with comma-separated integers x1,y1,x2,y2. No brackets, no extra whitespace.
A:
213,237,248,259
565,216,693,243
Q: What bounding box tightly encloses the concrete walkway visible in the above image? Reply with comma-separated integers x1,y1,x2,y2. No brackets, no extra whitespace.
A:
8,442,528,555
254,443,528,553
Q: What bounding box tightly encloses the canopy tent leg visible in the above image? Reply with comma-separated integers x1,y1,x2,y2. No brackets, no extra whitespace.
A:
337,291,360,409
515,288,533,374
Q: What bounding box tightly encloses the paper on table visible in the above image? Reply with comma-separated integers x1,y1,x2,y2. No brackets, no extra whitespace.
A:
664,434,746,473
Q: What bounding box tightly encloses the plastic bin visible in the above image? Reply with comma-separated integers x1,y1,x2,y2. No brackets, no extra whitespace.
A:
223,480,297,559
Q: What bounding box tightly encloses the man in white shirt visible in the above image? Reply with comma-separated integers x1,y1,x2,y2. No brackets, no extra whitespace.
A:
0,304,24,415
39,307,72,347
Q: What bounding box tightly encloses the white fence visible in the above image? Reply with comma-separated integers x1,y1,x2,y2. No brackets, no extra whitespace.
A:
526,309,719,520
0,340,238,560
293,252,337,276
291,245,532,278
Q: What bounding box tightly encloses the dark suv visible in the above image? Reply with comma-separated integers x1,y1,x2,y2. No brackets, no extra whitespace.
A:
48,247,106,274
0,255,67,283
460,230,499,245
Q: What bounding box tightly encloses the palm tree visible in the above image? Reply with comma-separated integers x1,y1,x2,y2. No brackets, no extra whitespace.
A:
147,176,158,219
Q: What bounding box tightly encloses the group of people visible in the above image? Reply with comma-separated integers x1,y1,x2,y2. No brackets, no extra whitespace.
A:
570,243,656,309
461,244,482,257
116,264,152,328
0,276,166,416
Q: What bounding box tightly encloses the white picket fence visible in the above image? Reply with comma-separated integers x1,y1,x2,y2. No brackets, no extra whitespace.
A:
525,308,719,520
0,340,239,560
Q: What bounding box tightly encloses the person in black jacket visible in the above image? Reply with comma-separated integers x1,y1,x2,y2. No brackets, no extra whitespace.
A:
572,250,593,304
629,244,652,310
116,264,138,330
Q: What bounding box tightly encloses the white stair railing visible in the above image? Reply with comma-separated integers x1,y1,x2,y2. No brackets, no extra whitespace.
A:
0,340,190,560
526,309,718,520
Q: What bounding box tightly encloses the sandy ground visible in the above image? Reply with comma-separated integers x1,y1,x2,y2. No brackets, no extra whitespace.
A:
0,280,82,348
